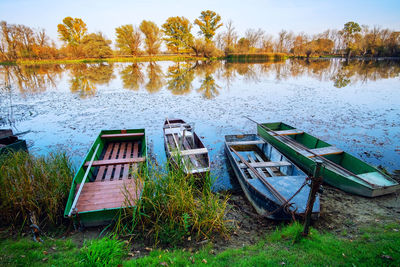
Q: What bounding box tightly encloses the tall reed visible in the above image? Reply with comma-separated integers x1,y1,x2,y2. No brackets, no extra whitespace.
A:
0,151,74,229
114,161,229,245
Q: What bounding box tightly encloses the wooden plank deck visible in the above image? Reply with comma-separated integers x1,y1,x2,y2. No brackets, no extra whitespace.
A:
94,140,142,181
75,179,141,213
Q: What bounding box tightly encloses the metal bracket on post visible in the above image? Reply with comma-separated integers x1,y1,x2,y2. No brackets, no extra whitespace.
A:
303,159,323,236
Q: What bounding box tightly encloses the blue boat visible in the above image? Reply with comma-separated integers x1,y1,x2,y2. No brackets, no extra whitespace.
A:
225,134,320,220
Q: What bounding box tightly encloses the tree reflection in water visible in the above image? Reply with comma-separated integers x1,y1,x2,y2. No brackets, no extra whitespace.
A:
195,61,221,99
120,63,144,91
0,59,399,98
145,62,164,93
68,63,115,98
166,62,195,95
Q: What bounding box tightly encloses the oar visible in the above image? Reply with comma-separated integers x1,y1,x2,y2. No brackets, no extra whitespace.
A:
230,147,288,206
245,117,377,188
68,143,100,217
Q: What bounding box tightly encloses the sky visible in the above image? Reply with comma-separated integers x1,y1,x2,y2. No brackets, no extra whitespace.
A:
1,0,399,46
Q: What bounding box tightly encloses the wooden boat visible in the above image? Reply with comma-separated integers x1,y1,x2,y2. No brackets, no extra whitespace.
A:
224,134,320,220
163,119,210,175
257,122,400,197
64,129,147,227
0,129,27,155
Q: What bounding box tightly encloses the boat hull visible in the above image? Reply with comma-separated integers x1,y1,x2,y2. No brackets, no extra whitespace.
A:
163,119,210,176
224,134,319,220
64,129,147,227
257,122,400,197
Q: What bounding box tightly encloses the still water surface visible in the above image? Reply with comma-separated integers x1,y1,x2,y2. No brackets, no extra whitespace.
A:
1,59,399,190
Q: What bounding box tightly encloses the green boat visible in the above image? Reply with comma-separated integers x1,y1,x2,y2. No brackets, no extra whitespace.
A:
257,122,399,197
0,129,28,155
64,129,147,227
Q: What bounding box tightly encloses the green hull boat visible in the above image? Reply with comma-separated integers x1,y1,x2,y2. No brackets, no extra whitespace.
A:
0,129,28,155
257,122,399,197
64,129,147,227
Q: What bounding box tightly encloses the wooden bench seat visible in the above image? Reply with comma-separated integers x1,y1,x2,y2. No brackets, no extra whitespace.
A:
239,161,292,169
84,157,145,167
227,140,265,146
269,129,304,136
101,133,144,139
170,147,208,156
301,146,343,158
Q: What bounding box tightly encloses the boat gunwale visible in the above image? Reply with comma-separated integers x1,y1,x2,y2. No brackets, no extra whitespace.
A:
258,122,399,197
64,128,147,219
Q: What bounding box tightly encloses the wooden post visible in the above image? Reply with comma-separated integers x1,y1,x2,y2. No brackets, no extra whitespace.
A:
303,159,323,236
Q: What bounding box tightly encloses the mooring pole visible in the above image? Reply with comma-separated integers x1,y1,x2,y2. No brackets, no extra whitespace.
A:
303,159,323,236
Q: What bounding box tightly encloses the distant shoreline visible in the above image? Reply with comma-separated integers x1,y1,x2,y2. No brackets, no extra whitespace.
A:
1,54,399,66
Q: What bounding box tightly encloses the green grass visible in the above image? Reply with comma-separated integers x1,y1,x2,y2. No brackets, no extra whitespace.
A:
114,162,229,245
0,55,208,66
0,237,79,266
2,223,398,266
0,151,74,230
80,236,126,266
128,222,400,266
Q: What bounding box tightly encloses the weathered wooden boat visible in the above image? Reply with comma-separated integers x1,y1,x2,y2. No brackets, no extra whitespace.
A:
0,129,27,155
163,119,210,175
257,122,400,197
64,129,147,227
224,134,319,220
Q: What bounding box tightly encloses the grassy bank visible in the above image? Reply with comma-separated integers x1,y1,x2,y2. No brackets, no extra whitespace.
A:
0,55,208,66
226,53,288,63
1,222,399,266
0,151,74,230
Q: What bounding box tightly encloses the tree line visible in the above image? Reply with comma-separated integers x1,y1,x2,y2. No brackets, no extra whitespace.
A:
1,10,399,61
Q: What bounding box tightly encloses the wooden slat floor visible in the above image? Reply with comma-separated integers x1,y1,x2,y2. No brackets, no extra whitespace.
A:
75,179,141,213
76,140,143,213
96,141,140,181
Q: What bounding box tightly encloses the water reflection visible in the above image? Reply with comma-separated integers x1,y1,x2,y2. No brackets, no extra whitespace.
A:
120,63,144,91
1,59,399,97
166,62,195,95
145,62,164,93
196,61,221,99
68,63,115,98
0,64,62,94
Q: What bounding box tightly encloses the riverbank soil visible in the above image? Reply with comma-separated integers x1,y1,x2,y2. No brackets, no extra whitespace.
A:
67,182,400,255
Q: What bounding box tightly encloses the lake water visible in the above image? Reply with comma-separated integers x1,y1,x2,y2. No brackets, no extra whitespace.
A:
1,58,399,190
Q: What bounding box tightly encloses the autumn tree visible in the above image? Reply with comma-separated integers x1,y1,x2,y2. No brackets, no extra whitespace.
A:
57,17,87,47
245,28,265,50
341,21,361,60
237,37,250,52
81,32,113,58
139,20,162,55
162,16,194,53
219,20,238,54
194,10,223,42
115,24,142,55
